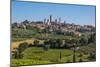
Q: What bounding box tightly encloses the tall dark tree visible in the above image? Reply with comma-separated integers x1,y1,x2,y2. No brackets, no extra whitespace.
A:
59,51,62,61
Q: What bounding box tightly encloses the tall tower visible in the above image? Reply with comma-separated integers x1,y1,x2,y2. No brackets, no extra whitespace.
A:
50,15,52,23
44,18,46,24
58,17,61,30
47,19,50,25
55,19,57,23
58,17,61,24
64,21,66,25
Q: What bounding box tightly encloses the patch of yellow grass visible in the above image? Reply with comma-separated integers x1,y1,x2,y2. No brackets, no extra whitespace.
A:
11,38,44,51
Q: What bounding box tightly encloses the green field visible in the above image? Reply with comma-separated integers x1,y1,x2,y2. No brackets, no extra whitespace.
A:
11,47,92,66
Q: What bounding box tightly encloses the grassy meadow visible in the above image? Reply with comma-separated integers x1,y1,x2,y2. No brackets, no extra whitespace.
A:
11,47,91,67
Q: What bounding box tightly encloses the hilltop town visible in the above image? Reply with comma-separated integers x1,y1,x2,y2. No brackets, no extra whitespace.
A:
12,15,95,37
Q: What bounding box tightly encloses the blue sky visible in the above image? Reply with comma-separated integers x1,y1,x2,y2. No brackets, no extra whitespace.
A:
12,1,96,25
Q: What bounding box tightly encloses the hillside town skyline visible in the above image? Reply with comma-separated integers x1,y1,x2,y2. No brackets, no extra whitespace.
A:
12,15,95,26
12,15,95,37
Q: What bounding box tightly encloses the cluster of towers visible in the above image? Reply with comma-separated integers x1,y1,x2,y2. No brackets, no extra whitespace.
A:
42,15,66,32
43,15,63,26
